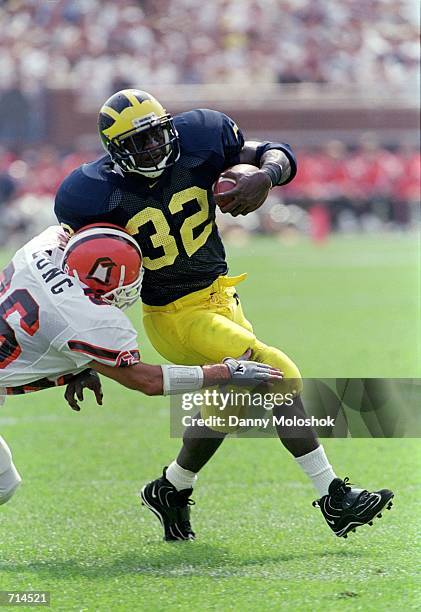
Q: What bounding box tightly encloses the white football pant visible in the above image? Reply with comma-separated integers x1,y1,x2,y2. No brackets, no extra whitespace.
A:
0,435,22,505
0,388,22,506
0,391,22,504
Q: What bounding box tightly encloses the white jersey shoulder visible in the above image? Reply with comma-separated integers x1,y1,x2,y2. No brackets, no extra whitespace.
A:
0,229,140,388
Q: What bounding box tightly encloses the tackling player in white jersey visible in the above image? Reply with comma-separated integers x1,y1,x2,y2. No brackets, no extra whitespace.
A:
0,224,282,508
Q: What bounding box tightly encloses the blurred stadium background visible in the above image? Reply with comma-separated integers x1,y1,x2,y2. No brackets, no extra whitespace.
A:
0,0,419,245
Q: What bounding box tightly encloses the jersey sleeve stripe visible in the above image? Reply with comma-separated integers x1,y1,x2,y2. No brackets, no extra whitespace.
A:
5,373,76,395
68,340,121,361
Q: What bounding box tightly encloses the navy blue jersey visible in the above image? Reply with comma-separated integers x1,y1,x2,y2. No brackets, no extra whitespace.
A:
55,109,295,305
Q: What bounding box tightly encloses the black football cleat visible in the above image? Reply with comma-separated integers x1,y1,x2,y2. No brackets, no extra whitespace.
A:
140,469,196,542
313,477,394,538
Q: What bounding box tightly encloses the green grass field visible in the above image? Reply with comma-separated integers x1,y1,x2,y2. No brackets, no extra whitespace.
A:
0,233,420,611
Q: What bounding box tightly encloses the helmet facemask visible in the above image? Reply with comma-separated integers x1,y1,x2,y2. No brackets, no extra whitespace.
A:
106,113,180,178
100,266,144,310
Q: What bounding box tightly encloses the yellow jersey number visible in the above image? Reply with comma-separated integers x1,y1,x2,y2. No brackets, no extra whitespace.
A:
125,187,213,270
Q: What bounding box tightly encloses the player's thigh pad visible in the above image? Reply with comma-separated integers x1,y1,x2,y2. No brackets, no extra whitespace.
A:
186,310,256,363
143,311,197,364
0,436,22,505
143,301,256,365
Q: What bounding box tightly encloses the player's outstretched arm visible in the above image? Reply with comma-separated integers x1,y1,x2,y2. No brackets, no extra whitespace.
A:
90,359,283,397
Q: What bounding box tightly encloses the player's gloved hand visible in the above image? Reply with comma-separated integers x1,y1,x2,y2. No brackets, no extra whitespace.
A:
214,169,271,217
223,357,283,385
64,369,103,412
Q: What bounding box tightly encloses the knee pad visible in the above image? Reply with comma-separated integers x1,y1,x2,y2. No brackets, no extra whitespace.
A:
200,395,245,434
251,341,303,396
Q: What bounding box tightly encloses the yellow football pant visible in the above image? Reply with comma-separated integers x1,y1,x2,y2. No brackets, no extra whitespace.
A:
143,274,302,432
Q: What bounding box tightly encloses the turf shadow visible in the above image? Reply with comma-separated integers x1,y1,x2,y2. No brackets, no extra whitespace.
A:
0,545,366,580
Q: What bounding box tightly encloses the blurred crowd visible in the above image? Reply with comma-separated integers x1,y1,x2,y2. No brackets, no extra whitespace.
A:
1,138,418,245
282,137,419,228
220,137,420,237
0,0,418,243
0,0,418,101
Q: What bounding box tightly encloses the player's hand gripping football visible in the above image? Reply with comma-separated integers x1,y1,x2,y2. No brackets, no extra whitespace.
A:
214,165,272,217
64,369,104,411
223,357,283,385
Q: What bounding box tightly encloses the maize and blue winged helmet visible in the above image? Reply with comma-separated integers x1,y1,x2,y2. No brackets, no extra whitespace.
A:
98,89,180,179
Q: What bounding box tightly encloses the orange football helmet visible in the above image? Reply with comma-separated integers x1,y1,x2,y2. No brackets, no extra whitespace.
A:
62,224,143,310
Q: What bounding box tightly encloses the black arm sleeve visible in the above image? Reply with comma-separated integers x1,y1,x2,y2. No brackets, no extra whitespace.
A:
255,142,298,185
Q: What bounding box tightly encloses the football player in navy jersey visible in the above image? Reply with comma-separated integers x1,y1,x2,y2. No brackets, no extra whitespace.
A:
55,89,393,542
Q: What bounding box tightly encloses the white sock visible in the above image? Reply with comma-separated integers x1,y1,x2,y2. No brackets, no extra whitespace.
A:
295,445,337,497
166,461,197,491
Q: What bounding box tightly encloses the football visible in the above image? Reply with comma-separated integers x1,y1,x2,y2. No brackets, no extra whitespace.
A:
213,163,260,205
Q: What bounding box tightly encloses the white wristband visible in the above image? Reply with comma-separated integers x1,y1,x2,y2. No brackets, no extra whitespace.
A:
161,365,204,395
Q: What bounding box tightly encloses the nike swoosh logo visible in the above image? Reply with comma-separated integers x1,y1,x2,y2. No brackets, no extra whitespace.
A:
149,181,159,189
326,518,335,525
